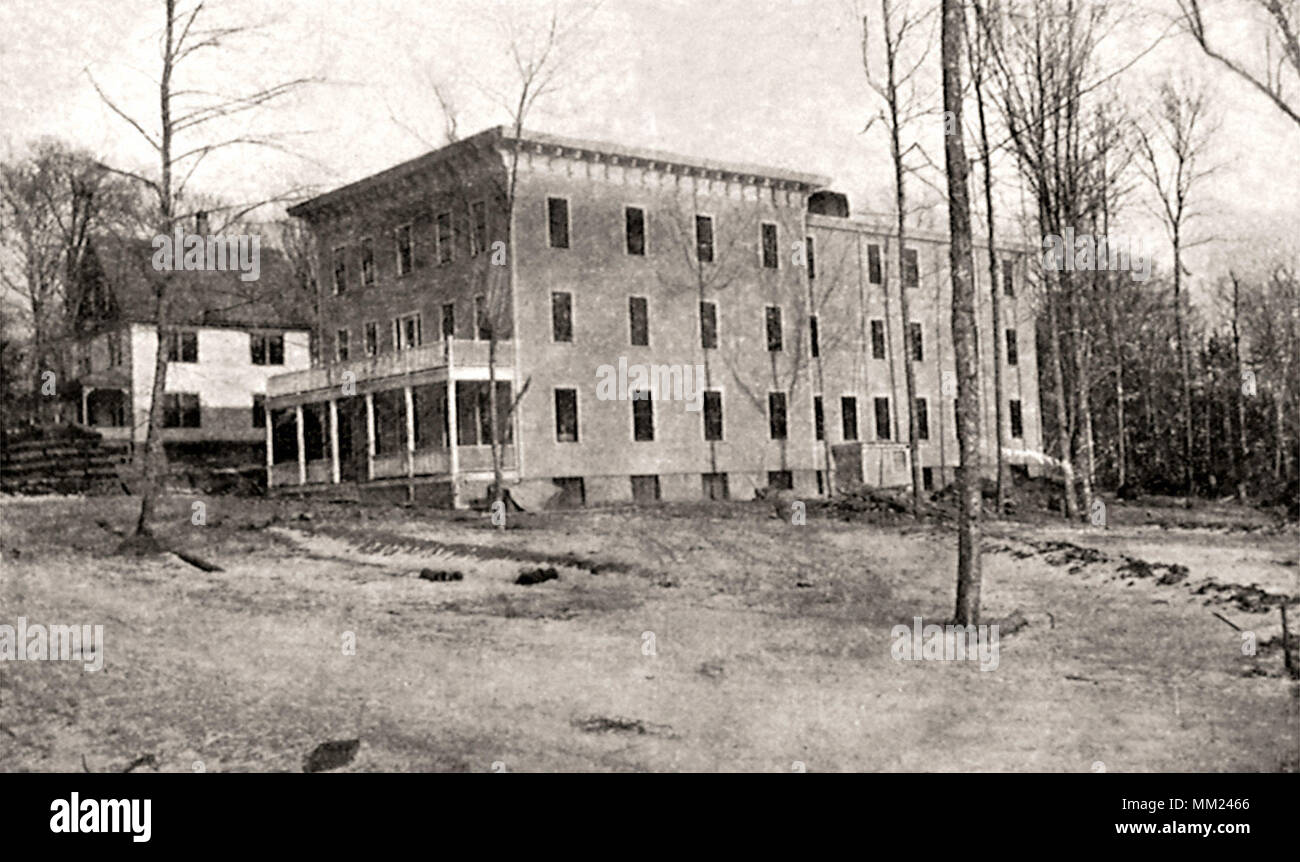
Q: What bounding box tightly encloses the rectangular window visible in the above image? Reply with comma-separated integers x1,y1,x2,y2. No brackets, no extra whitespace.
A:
167,330,198,363
1002,259,1015,296
1010,399,1024,438
761,222,778,269
870,319,886,359
810,315,820,358
908,322,924,362
547,197,569,249
163,392,200,428
923,466,934,491
631,475,661,503
766,306,783,352
902,247,919,287
814,396,825,441
364,322,378,356
107,332,122,366
768,470,793,491
867,243,883,284
768,391,787,440
471,201,488,256
632,390,654,441
1006,329,1018,366
394,314,421,351
437,212,453,263
335,329,350,362
629,296,649,346
395,225,413,276
841,396,858,441
703,390,723,441
360,237,375,285
332,247,346,294
475,295,490,340
625,206,646,255
916,397,929,440
874,397,891,439
806,236,816,279
695,215,714,263
554,388,578,442
700,301,718,349
441,303,455,340
252,394,266,429
552,292,573,342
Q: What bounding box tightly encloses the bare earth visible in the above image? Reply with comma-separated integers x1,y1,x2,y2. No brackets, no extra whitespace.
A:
1,493,1296,772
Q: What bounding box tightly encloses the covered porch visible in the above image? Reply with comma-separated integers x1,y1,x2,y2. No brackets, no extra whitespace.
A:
264,340,518,506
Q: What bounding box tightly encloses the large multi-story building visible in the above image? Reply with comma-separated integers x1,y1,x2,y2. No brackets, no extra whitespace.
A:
267,126,1042,506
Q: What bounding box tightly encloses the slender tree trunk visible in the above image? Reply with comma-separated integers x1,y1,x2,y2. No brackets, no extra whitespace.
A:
1230,273,1248,500
1173,232,1193,506
134,0,177,538
974,49,1007,515
943,0,982,625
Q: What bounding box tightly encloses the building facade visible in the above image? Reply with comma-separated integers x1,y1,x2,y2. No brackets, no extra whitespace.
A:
268,127,1042,506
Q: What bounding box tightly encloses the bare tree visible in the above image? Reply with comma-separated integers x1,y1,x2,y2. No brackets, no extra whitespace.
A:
1135,80,1216,506
861,0,938,514
90,0,315,537
1179,0,1300,127
942,0,984,624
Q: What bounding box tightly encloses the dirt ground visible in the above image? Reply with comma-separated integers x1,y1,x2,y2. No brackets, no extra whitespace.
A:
1,490,1296,772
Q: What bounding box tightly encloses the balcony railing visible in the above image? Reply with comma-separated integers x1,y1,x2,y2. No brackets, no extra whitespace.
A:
268,338,512,398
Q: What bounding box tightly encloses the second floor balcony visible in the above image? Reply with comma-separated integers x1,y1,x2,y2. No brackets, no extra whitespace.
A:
268,338,514,399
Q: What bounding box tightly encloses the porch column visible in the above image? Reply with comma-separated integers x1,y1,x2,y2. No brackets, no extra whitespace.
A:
446,344,459,509
328,398,340,485
295,404,307,486
82,387,93,426
265,399,274,489
364,392,376,481
404,384,416,477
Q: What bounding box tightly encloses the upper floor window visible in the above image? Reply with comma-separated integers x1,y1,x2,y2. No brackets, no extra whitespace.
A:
761,222,779,269
625,206,646,256
394,313,421,351
1002,259,1015,296
335,329,350,362
704,391,723,441
916,398,930,440
842,396,859,441
436,213,454,264
902,247,919,287
547,197,569,249
810,315,820,358
870,319,886,360
471,201,488,256
629,296,649,346
814,396,825,441
874,397,892,439
167,330,198,363
364,322,378,357
806,236,816,279
475,295,490,340
555,388,579,442
908,322,923,362
695,215,714,263
632,389,654,441
1006,328,1019,365
768,391,787,440
700,301,718,349
360,237,375,286
441,303,455,340
332,247,346,294
250,332,283,366
552,292,573,342
395,225,413,276
1009,399,1024,438
766,306,783,352
106,332,122,367
867,243,883,284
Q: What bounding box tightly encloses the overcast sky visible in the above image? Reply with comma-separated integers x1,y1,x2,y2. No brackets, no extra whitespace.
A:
3,0,1296,298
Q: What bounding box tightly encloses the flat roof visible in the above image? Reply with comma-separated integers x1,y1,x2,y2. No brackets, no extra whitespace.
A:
289,126,830,217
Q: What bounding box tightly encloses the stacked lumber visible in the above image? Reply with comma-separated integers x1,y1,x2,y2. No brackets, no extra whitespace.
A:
0,425,129,495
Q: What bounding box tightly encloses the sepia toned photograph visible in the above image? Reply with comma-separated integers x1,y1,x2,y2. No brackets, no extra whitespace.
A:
1,0,1296,797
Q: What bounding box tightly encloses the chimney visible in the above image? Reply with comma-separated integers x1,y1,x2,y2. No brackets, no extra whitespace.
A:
195,210,209,235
